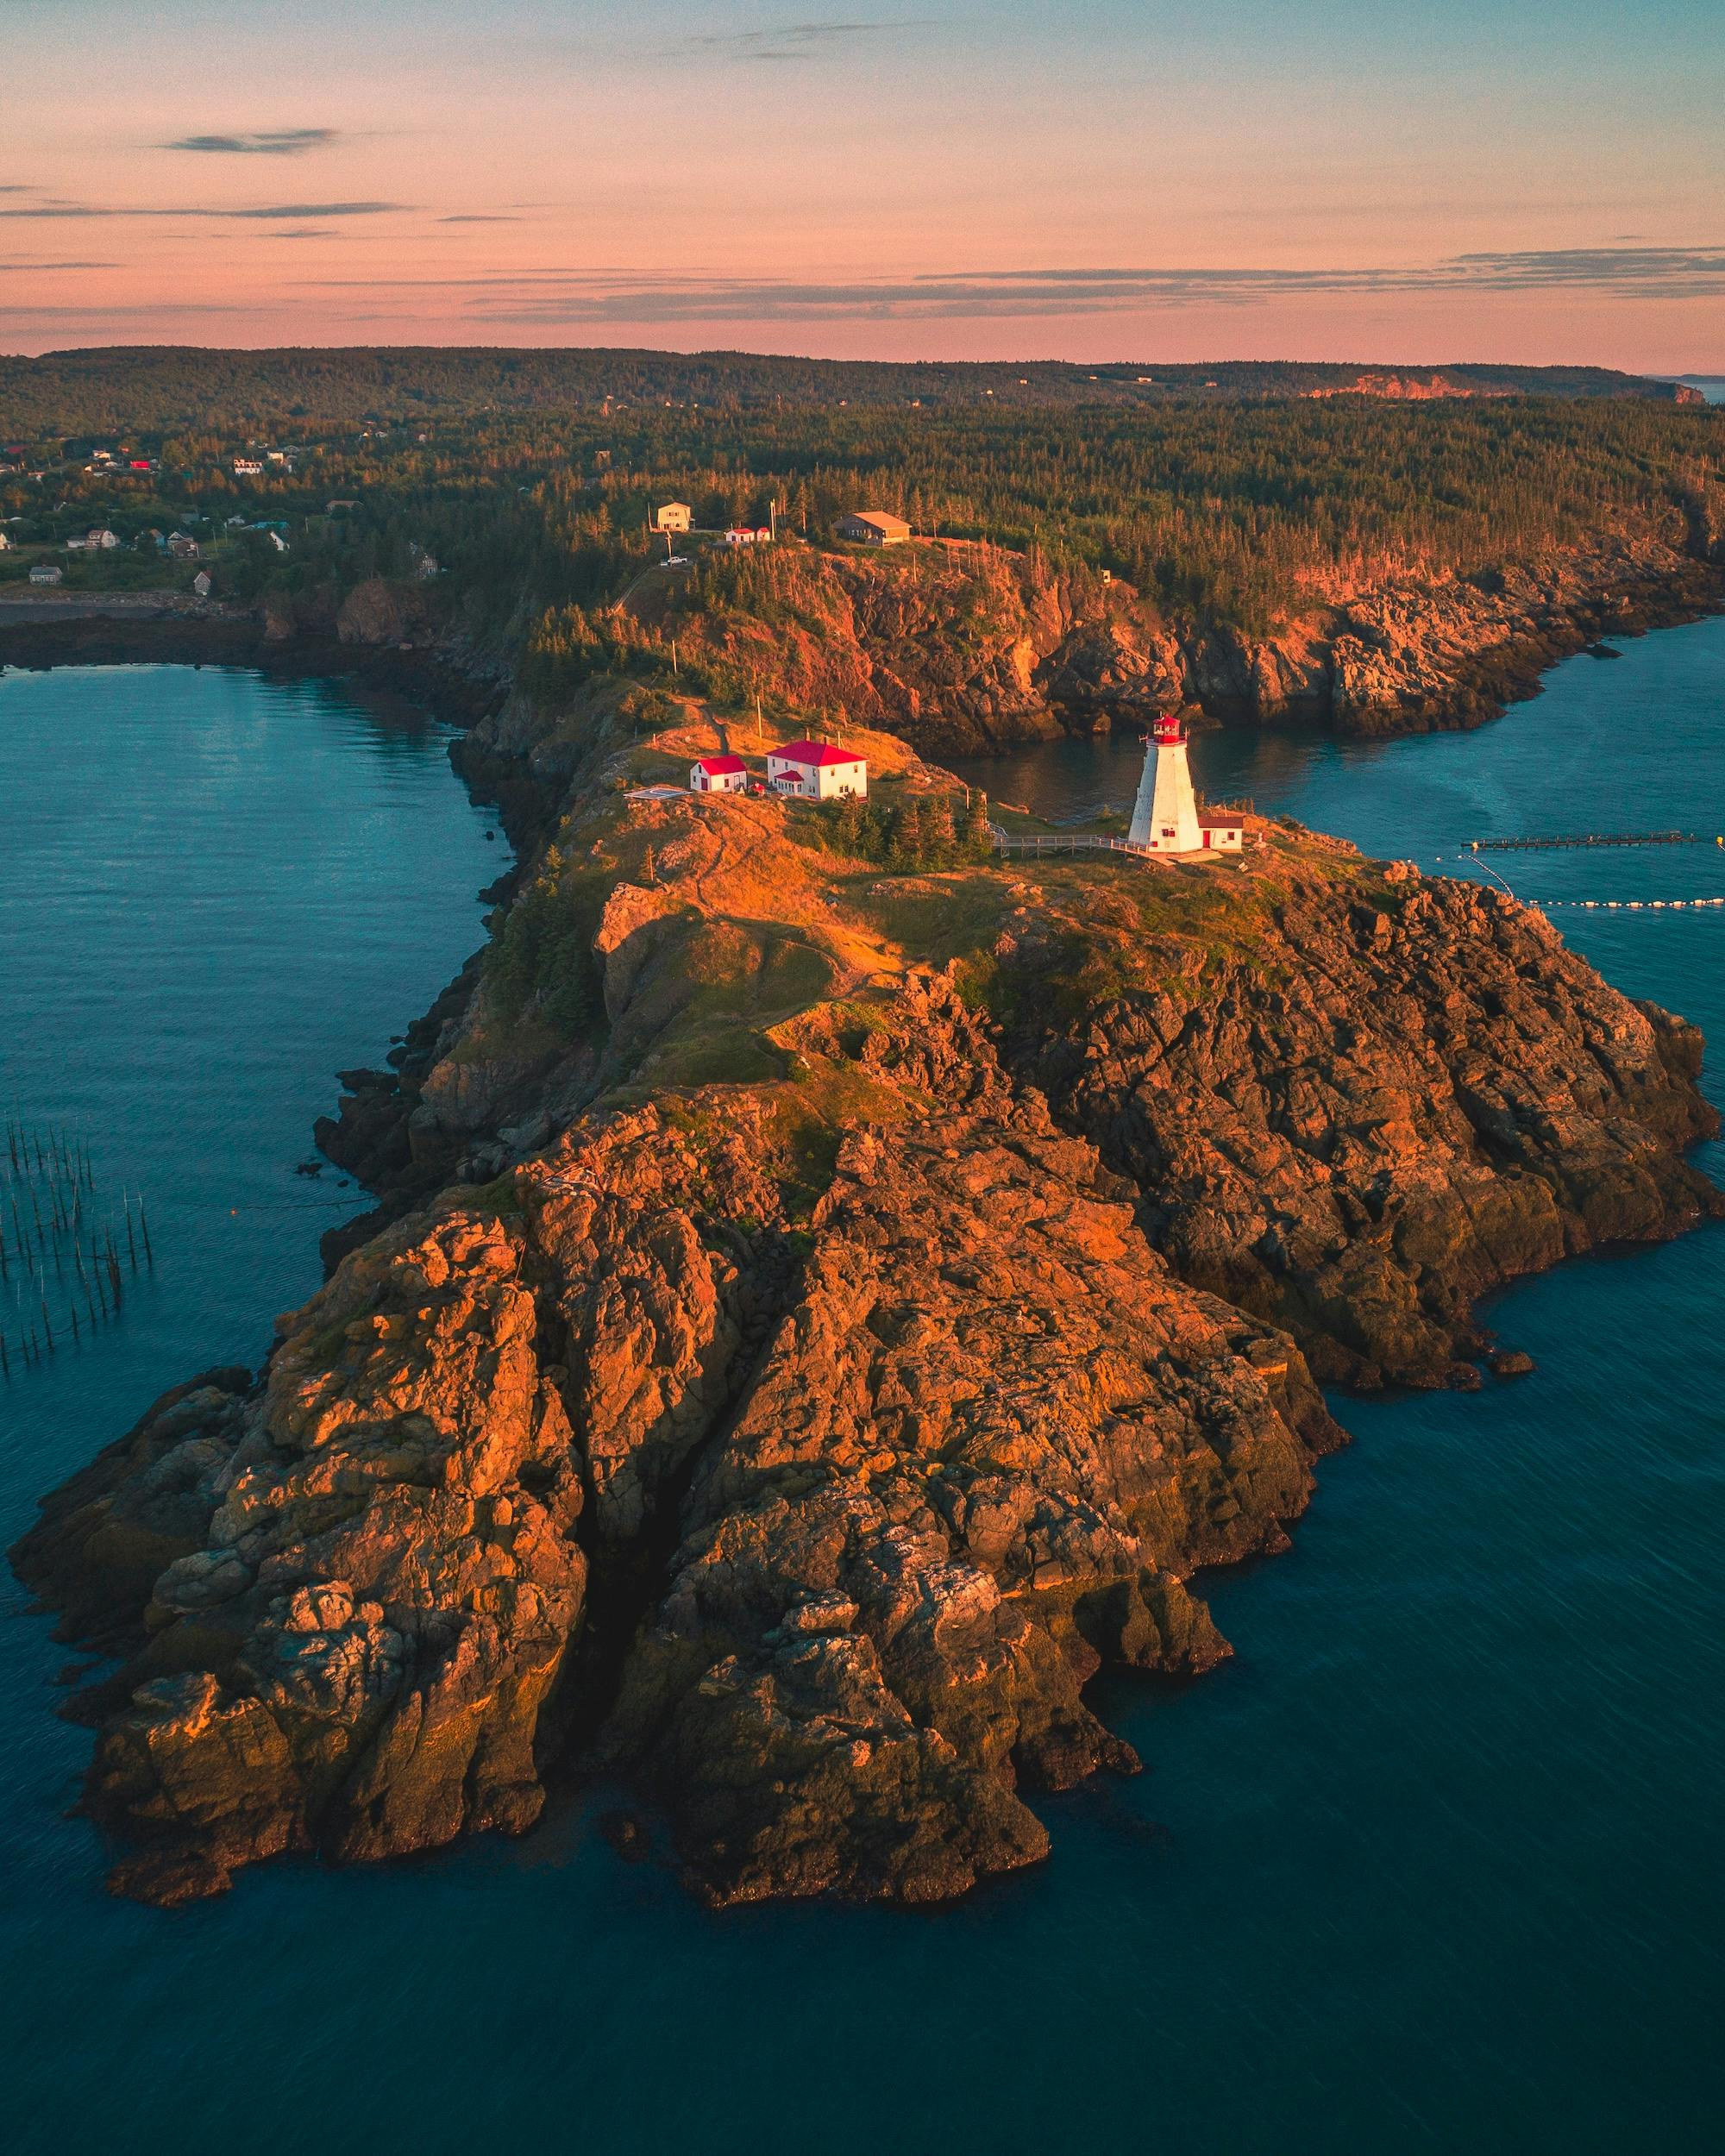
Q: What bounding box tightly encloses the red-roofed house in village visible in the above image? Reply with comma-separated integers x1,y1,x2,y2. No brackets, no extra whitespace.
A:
690,754,748,794
766,740,869,800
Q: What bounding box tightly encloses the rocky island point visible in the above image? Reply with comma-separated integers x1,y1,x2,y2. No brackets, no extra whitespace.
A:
13,666,1720,1908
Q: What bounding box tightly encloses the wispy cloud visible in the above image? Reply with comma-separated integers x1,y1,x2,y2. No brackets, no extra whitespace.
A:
438,214,523,224
0,260,116,272
0,303,266,323
160,128,342,156
1440,245,1725,296
678,18,923,62
0,200,407,222
300,247,1725,323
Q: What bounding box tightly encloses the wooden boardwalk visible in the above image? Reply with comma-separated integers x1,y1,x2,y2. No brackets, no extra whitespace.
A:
989,828,1157,862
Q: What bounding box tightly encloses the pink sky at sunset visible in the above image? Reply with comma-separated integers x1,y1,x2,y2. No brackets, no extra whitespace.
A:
3,0,1722,368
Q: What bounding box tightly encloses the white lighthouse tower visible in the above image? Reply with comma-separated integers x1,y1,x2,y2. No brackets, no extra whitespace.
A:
1128,712,1204,853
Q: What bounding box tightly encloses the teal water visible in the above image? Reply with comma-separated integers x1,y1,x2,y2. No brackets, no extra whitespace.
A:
4,643,1724,2153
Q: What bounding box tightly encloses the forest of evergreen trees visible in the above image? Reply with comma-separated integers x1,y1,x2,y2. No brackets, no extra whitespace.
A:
2,345,1718,640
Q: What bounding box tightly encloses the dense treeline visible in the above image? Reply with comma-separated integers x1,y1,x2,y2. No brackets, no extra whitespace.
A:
1,346,1718,638
0,346,1691,437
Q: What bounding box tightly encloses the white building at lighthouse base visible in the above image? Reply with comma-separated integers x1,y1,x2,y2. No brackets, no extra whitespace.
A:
1128,715,1245,856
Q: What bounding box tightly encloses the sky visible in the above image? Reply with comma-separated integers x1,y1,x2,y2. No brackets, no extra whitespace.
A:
2,0,1722,368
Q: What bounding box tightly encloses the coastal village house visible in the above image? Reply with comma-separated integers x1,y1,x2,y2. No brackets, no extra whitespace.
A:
690,754,748,794
192,570,213,599
167,532,199,560
720,527,770,546
29,564,62,584
837,510,911,546
767,740,869,800
653,502,693,533
233,458,265,477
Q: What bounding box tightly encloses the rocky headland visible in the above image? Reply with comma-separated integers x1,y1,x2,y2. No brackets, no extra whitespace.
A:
12,674,1721,1909
600,518,1725,752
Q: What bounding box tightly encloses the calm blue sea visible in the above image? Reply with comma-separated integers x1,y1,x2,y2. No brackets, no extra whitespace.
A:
3,640,1723,2154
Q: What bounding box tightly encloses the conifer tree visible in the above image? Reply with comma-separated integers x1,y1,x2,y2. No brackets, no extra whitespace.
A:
963,791,993,861
833,793,864,857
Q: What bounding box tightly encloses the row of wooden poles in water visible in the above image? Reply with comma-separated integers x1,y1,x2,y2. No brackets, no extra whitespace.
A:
2,1121,153,1380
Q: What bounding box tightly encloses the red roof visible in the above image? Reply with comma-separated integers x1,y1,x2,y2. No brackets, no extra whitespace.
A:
693,754,747,775
771,739,862,768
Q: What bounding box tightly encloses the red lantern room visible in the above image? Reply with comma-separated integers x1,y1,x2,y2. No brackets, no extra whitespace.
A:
1152,712,1187,746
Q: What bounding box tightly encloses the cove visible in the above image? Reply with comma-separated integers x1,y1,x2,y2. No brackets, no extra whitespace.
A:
4,638,1723,2155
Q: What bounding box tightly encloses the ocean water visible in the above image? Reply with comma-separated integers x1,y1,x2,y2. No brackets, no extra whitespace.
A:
3,642,1723,2154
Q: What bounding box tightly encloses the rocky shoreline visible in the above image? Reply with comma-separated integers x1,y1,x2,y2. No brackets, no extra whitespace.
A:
9,632,1721,1909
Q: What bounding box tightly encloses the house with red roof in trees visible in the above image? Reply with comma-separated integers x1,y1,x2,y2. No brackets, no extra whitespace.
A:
690,754,748,794
765,739,869,800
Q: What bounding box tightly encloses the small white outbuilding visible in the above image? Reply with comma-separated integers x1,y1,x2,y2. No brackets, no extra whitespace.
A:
690,755,748,794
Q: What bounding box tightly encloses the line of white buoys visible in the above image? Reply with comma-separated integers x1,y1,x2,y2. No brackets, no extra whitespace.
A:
1532,895,1725,912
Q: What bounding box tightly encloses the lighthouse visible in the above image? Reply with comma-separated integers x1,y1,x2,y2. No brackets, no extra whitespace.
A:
1127,713,1245,856
1129,712,1202,852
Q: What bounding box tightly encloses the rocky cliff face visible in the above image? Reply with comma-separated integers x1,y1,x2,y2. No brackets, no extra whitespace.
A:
603,523,1725,753
996,853,1721,1387
14,768,1718,1909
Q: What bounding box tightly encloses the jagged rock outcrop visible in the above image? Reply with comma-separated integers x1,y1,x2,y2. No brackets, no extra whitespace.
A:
336,577,431,647
16,1213,588,1905
1004,858,1722,1386
15,1010,1338,1908
609,1104,1337,1906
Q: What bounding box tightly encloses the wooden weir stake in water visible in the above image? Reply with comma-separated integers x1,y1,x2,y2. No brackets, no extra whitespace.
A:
0,1120,156,1381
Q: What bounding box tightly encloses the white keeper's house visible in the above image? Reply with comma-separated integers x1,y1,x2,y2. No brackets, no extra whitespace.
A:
767,739,869,800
